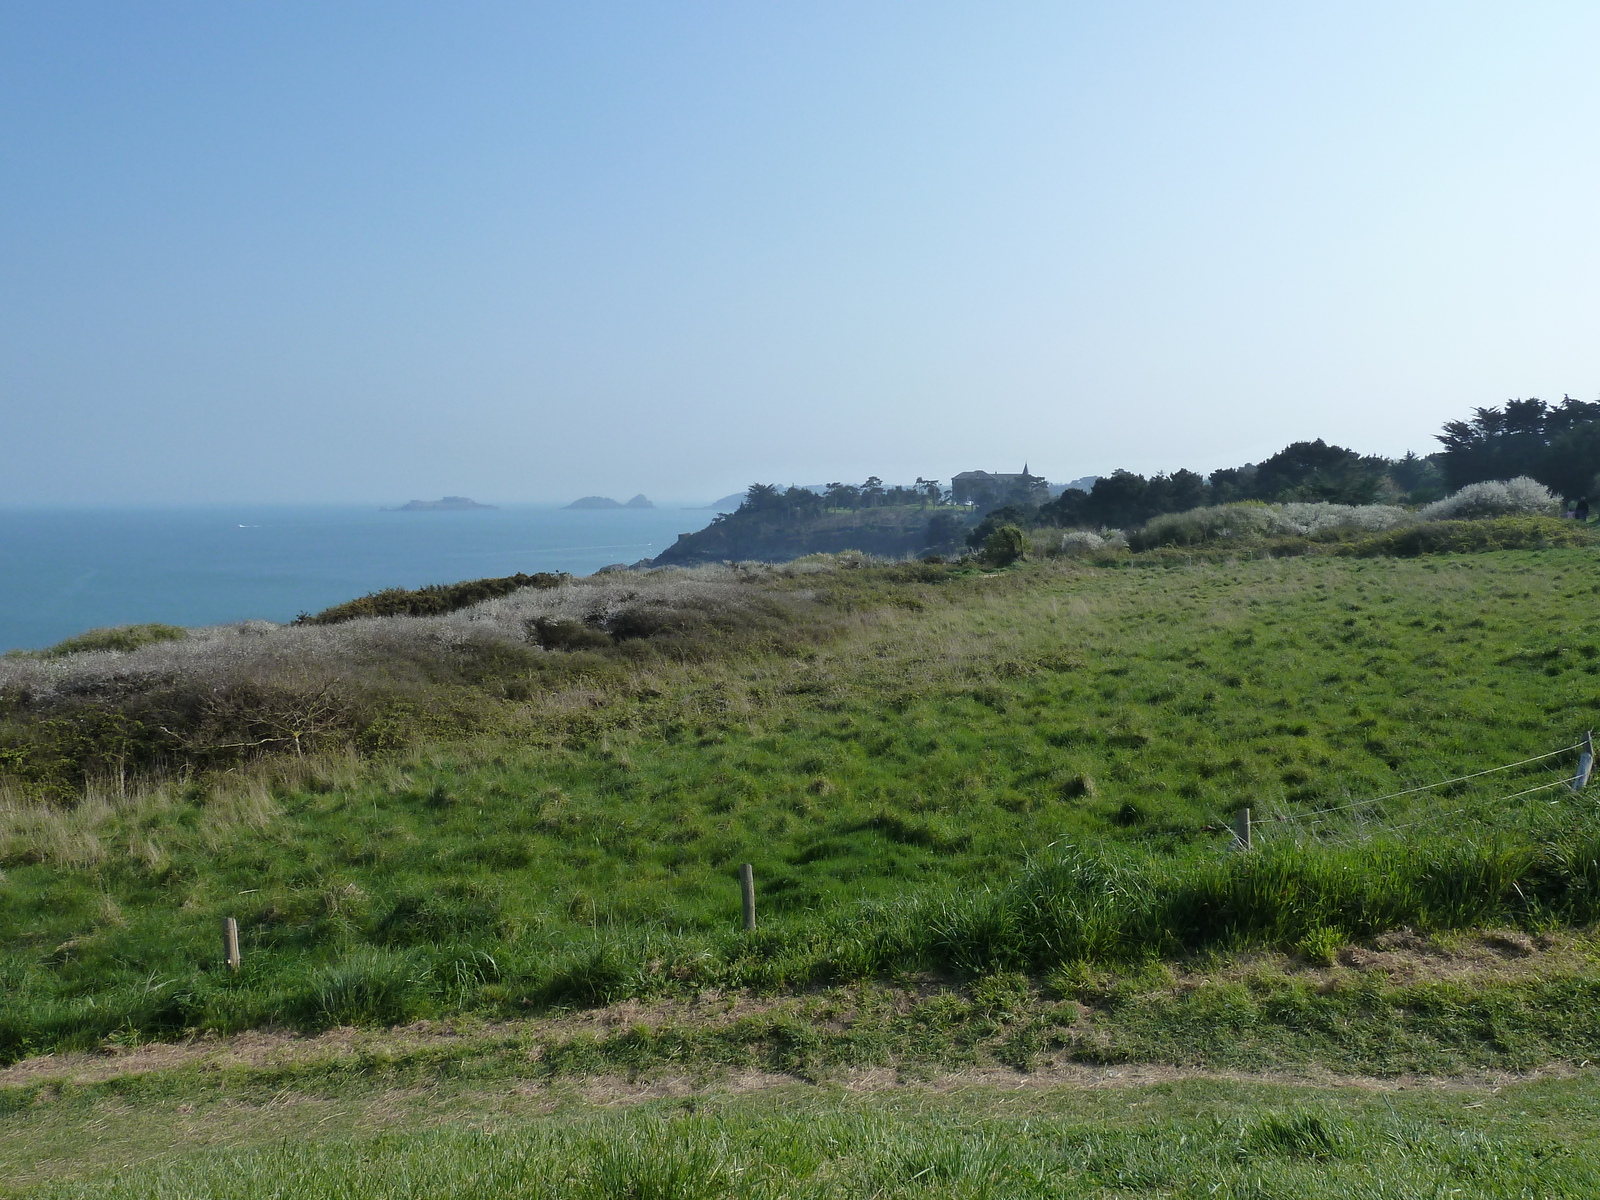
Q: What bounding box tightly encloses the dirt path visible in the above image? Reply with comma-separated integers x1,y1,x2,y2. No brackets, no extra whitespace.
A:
538,1060,1588,1108
7,927,1593,1097
2,1011,1583,1098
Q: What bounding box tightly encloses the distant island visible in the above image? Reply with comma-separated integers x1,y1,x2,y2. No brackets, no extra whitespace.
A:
565,494,654,510
384,496,497,512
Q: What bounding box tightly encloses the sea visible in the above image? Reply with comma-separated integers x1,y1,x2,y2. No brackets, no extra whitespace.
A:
0,504,719,652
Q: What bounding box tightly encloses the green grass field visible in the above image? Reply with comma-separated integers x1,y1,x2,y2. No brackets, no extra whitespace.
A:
8,1060,1600,1197
5,546,1600,1193
5,550,1600,1054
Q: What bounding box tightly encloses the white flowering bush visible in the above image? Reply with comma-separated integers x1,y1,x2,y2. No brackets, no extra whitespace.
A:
1272,503,1413,536
1036,529,1107,556
1418,478,1559,521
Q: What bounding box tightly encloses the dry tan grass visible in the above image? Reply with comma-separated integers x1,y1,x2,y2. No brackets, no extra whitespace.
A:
0,780,126,865
0,561,838,707
0,762,297,862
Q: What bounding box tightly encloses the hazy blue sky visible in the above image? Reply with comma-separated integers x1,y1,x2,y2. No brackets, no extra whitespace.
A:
3,3,1596,504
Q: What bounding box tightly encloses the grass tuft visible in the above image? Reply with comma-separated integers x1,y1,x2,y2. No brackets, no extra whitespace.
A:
298,948,425,1028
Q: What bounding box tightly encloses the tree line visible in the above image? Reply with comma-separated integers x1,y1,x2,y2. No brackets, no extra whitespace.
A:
1036,438,1431,531
1040,395,1600,530
724,393,1600,544
734,478,944,518
1437,395,1600,498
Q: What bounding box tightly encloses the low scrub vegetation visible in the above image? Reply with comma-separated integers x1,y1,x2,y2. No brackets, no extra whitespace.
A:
1348,514,1595,557
1125,501,1413,551
4,624,189,660
295,572,568,624
1120,480,1577,555
0,562,876,797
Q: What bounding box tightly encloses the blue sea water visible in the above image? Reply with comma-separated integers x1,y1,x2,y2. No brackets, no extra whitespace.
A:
0,505,717,652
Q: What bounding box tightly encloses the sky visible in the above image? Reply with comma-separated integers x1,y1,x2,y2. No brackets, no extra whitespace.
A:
2,2,1597,505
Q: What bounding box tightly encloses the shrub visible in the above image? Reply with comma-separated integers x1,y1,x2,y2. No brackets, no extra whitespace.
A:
608,604,704,641
298,572,568,625
1420,477,1559,521
1129,504,1276,549
36,624,187,658
1348,516,1596,557
1055,530,1105,554
528,616,613,650
983,525,1030,566
1034,529,1117,557
1128,502,1412,550
1274,502,1412,536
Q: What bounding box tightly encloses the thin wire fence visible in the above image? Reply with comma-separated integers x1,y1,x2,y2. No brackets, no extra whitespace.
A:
1270,743,1583,824
1241,734,1592,849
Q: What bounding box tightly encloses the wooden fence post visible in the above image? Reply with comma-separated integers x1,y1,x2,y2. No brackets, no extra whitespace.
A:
1233,808,1252,851
222,917,241,971
739,863,757,931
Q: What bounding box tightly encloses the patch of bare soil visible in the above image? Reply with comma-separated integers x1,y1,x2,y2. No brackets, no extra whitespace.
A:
1330,927,1560,981
1168,926,1595,991
0,990,792,1089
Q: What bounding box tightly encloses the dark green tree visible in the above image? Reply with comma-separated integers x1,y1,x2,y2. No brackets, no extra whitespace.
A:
739,483,824,517
1385,451,1445,501
823,482,861,509
1079,470,1152,527
1144,469,1207,514
925,510,967,549
1248,440,1388,504
1436,395,1600,493
1542,422,1600,501
1037,487,1088,527
966,504,1038,549
983,524,1030,566
742,483,783,511
1207,465,1256,503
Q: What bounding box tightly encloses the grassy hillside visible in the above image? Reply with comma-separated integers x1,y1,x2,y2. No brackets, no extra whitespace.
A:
4,545,1600,1065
